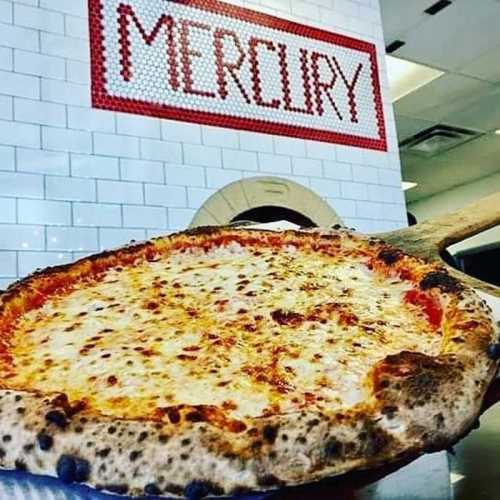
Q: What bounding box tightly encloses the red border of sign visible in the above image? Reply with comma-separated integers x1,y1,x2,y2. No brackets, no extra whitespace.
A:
88,0,387,151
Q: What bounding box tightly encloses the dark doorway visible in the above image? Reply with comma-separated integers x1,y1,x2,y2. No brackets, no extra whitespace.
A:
407,211,417,226
231,206,317,228
452,244,500,287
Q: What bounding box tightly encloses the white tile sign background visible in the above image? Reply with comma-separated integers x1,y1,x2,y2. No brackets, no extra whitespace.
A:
92,0,387,149
0,0,405,289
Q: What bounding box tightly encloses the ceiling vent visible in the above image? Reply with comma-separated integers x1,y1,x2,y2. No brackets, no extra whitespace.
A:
386,40,406,54
424,0,452,16
400,124,481,157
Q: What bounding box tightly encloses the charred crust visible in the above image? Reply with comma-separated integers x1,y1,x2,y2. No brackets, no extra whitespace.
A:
378,247,403,265
74,457,91,482
144,483,161,495
185,410,203,422
251,439,262,450
324,437,342,459
373,351,463,408
15,459,27,471
230,485,252,495
380,405,398,419
129,450,142,462
45,410,68,429
361,423,391,457
180,225,223,238
257,474,284,487
487,343,500,360
96,447,110,458
56,455,90,484
420,270,463,294
36,432,53,451
56,455,76,483
184,480,222,499
101,484,129,495
166,407,181,424
434,413,445,429
262,424,278,444
307,418,320,428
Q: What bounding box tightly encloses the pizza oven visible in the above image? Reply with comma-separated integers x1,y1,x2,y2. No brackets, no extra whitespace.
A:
190,177,342,229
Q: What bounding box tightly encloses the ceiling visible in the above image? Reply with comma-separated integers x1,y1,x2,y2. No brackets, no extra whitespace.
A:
380,0,500,203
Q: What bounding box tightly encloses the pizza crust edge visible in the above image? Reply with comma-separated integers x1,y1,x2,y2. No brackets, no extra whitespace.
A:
0,226,498,497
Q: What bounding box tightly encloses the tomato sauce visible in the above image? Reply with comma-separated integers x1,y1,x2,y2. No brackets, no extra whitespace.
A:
404,290,442,329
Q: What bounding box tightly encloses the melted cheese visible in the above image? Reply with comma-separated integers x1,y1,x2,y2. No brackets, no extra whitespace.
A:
7,242,441,420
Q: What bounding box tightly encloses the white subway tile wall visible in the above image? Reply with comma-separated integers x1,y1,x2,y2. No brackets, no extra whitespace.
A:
0,0,404,287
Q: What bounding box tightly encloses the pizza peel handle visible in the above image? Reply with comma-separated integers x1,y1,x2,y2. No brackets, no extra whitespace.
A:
377,192,500,296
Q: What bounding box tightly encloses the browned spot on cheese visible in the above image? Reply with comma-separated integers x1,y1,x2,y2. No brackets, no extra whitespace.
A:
270,309,304,326
141,348,157,357
176,354,197,361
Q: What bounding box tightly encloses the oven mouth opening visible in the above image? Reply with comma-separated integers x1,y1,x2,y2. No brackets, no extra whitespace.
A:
231,206,317,228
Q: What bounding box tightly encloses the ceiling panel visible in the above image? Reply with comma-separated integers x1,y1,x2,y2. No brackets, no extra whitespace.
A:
442,87,500,131
402,134,500,202
459,45,500,82
440,134,500,167
382,0,500,206
390,0,500,72
380,0,437,43
402,155,466,202
394,73,495,123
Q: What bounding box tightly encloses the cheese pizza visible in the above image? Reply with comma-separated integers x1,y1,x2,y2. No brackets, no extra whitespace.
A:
0,226,497,497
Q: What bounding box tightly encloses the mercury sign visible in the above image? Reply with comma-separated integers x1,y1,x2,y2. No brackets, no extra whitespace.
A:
89,0,387,150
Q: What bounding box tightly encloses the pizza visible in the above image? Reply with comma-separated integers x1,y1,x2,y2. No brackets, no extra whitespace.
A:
0,225,498,498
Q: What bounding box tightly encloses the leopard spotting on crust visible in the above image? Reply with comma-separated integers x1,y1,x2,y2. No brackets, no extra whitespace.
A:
0,226,498,497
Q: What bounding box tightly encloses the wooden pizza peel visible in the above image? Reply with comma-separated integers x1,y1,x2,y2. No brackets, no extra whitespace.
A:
377,191,500,298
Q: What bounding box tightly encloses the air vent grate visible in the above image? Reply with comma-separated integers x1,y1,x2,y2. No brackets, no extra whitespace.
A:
425,0,452,16
400,124,481,157
386,40,406,54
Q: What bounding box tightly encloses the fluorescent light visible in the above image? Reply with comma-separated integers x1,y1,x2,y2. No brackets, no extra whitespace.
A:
402,181,418,191
495,129,500,135
449,472,466,485
386,55,444,102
